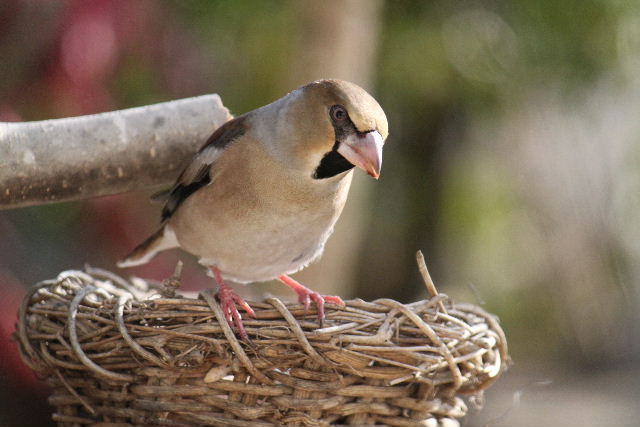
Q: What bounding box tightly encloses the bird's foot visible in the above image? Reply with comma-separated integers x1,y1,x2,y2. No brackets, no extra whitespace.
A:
212,268,255,341
278,275,345,327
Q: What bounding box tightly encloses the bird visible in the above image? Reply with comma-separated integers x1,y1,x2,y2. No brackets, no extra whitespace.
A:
118,79,389,340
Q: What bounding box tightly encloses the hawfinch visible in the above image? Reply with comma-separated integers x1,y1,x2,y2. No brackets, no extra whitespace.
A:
119,79,389,339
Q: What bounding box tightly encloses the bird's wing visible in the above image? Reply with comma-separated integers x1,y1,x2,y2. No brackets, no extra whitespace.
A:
161,115,247,221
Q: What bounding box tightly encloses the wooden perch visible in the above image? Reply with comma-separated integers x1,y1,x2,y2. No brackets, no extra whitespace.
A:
0,95,232,210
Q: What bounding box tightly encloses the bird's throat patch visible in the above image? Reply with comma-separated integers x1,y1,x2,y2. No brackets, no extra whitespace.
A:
313,143,355,179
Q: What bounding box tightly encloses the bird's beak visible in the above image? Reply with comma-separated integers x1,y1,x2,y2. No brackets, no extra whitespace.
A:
337,130,384,179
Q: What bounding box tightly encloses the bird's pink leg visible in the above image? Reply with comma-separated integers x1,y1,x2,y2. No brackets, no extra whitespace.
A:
211,267,255,341
278,274,345,326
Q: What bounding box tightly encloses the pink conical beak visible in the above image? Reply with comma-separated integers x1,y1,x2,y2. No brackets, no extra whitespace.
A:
337,130,384,179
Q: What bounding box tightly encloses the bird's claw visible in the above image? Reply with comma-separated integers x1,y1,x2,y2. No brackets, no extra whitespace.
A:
217,282,255,342
297,290,345,327
278,275,345,328
323,295,346,307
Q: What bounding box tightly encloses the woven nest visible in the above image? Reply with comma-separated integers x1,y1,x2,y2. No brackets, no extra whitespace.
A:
17,257,508,427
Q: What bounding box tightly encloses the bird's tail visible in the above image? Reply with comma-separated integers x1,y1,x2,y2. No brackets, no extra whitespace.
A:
117,225,179,268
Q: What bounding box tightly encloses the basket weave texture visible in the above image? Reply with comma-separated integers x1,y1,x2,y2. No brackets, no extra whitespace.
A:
17,267,508,427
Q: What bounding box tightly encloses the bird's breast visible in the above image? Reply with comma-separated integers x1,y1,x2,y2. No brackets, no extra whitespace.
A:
170,168,353,283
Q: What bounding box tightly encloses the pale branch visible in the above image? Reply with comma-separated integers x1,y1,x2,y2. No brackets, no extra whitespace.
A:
0,95,232,210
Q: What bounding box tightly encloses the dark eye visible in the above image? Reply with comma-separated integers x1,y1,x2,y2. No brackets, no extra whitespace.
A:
330,105,348,122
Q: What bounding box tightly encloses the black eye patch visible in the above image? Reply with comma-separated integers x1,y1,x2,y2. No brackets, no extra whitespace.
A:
330,105,348,123
329,105,356,141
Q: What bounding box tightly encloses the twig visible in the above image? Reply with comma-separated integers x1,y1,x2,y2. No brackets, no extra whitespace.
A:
416,250,448,315
54,369,96,415
161,261,184,298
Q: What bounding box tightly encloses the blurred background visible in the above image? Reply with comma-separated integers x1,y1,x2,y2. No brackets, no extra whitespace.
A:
1,0,639,425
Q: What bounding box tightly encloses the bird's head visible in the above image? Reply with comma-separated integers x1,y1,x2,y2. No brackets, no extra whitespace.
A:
269,79,389,180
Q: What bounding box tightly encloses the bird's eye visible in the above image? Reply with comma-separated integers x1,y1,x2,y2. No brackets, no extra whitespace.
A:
330,105,348,122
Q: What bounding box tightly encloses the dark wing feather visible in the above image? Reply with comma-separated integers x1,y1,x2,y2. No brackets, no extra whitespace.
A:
150,188,171,202
161,115,247,221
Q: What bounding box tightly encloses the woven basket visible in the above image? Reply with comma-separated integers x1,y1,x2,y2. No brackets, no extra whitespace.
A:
17,261,508,427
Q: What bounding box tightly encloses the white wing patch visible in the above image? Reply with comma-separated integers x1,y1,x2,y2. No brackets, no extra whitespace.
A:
179,145,222,184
